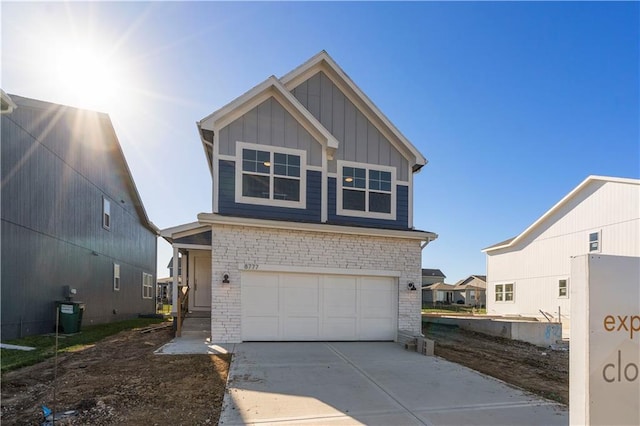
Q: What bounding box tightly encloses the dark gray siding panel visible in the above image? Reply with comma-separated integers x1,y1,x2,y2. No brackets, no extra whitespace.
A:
175,231,212,246
327,177,409,230
292,71,410,180
218,160,321,222
218,97,323,167
1,100,157,340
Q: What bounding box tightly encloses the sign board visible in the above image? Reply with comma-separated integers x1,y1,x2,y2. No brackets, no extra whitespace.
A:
570,255,640,426
60,304,74,314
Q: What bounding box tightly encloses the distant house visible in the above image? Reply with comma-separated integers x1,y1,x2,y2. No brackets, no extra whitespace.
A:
161,51,437,343
1,94,158,339
421,268,446,286
483,176,639,324
422,282,456,305
452,275,486,306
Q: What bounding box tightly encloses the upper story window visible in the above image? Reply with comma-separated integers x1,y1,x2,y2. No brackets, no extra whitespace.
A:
235,142,306,209
337,161,396,220
558,279,568,298
102,197,111,230
589,231,600,252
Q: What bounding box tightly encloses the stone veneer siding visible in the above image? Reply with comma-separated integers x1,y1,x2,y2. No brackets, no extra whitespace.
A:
210,224,422,343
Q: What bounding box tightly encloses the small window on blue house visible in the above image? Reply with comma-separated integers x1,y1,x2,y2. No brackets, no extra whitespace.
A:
338,161,396,220
236,142,306,209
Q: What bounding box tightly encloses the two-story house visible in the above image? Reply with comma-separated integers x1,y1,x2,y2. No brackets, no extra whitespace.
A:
161,51,437,343
1,93,158,339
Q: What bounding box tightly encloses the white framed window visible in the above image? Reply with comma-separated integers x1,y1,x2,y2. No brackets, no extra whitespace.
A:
113,263,120,291
337,160,396,220
558,279,568,298
102,197,111,230
142,272,153,299
235,142,306,209
589,231,601,253
495,283,514,302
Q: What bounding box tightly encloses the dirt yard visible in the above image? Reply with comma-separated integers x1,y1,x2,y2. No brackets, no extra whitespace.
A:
2,321,569,425
1,324,230,425
423,322,569,404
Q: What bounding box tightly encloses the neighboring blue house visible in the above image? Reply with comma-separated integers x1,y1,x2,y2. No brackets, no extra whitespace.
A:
1,92,158,339
161,51,437,343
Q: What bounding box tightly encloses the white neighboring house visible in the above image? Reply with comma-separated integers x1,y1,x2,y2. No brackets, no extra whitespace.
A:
482,176,639,325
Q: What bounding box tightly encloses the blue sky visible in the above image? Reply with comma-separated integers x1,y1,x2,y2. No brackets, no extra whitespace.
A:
2,2,638,282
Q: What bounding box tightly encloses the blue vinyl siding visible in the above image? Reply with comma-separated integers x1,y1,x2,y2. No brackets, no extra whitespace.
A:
218,160,321,222
328,177,409,230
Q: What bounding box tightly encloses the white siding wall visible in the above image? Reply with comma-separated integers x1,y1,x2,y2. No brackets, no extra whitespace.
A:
487,180,640,320
210,224,422,342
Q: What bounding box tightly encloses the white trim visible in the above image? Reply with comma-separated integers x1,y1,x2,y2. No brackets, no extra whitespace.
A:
113,263,121,291
213,129,220,214
336,160,396,221
237,263,402,277
235,141,307,209
218,154,236,161
321,148,328,222
198,212,436,241
173,243,212,250
558,278,569,299
494,282,515,303
307,165,323,172
102,196,111,230
408,171,414,228
588,229,602,253
142,272,154,299
160,222,209,238
483,176,640,252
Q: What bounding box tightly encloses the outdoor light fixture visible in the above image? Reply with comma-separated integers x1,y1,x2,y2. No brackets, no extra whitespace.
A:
407,282,417,291
222,273,230,284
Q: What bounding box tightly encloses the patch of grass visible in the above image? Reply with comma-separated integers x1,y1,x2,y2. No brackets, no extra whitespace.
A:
1,317,164,374
422,305,486,314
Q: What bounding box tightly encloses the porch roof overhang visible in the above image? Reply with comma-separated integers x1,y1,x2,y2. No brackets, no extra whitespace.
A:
160,221,211,244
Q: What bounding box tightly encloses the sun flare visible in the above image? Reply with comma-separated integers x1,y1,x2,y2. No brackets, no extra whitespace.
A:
53,39,127,112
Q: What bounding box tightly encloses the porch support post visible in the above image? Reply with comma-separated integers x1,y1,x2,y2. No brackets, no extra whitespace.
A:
172,246,179,316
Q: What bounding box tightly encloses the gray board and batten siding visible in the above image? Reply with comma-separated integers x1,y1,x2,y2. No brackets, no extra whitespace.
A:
217,71,411,181
1,96,157,340
218,97,323,167
291,71,410,181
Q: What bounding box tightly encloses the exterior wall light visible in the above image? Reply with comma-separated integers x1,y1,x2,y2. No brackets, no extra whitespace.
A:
222,273,230,284
407,282,417,291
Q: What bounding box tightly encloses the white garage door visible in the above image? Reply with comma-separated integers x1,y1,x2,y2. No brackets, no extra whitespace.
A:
241,272,397,341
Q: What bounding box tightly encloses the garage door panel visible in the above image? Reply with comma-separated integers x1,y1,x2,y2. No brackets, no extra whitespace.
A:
242,272,396,341
324,277,357,315
283,317,320,339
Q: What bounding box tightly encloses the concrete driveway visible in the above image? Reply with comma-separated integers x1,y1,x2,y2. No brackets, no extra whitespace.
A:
219,342,567,425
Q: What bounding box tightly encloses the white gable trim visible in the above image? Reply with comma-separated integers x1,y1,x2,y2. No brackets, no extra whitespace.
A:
198,76,338,156
280,51,427,171
483,175,640,253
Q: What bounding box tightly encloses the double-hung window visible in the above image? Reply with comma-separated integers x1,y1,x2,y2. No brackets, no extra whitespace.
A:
558,279,568,298
142,272,153,299
337,161,396,220
589,231,600,253
495,283,514,302
236,142,306,208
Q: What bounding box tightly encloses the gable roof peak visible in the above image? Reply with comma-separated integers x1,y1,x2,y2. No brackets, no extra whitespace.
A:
281,51,427,172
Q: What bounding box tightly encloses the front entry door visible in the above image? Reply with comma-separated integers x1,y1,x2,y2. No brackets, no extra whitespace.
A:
193,254,211,308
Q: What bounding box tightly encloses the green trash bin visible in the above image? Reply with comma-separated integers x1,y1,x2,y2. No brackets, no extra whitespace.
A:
55,301,85,334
